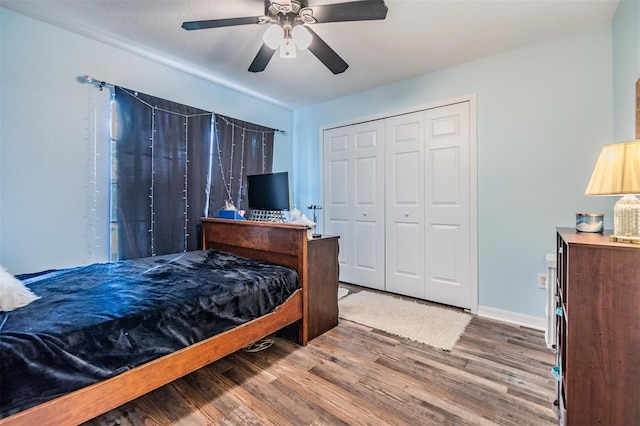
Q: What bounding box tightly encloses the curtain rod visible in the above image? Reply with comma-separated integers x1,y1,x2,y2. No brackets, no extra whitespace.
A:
82,75,112,90
80,74,287,136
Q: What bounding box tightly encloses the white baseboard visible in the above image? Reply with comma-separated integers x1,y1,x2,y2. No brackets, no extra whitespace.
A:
477,305,546,331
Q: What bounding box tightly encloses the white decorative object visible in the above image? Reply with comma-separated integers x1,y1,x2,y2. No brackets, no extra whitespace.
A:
290,204,301,222
291,213,316,239
0,266,40,311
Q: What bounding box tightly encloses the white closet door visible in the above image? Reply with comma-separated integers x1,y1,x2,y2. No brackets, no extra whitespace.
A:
384,112,425,298
323,121,385,289
424,102,472,309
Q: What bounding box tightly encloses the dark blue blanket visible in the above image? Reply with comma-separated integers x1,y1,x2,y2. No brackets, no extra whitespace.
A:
0,249,299,418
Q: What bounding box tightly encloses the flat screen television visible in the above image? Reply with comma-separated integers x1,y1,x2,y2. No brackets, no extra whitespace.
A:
247,172,290,211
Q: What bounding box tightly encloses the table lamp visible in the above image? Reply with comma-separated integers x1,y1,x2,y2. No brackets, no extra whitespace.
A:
584,140,640,242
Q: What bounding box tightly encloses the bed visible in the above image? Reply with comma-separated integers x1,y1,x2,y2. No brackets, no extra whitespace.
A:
0,218,310,426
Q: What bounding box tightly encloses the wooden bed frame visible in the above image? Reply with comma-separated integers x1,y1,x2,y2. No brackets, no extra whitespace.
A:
0,218,310,426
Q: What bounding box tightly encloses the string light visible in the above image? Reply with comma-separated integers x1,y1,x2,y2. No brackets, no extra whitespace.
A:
214,115,275,210
85,83,100,263
237,128,246,208
116,88,211,256
183,119,189,252
262,133,267,173
204,116,215,217
228,122,235,205
215,120,233,204
109,94,117,261
96,84,281,256
150,106,156,256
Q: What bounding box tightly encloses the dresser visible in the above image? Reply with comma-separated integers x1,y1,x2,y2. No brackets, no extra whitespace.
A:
554,228,640,425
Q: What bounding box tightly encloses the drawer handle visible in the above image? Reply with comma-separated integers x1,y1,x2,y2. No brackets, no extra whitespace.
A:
551,366,562,381
555,307,563,317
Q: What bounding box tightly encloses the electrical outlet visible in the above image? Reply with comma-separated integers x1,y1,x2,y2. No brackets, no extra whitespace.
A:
538,273,547,288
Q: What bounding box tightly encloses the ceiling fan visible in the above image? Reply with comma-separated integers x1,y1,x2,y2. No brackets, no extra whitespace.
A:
182,0,388,74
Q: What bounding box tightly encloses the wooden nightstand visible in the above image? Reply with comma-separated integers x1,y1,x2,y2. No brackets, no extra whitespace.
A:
306,235,340,341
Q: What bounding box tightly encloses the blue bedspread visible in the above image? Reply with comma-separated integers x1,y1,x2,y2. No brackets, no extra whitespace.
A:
0,249,299,418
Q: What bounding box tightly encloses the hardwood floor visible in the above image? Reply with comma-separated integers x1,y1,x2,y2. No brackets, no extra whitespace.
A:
84,291,557,426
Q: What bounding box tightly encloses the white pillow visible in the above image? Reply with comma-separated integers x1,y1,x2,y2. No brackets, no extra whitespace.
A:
0,266,40,311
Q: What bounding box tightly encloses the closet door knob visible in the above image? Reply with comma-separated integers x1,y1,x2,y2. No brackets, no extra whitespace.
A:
404,212,409,217
363,211,368,216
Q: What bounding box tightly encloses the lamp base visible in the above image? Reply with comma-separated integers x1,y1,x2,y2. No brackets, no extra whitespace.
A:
613,194,640,242
609,234,640,244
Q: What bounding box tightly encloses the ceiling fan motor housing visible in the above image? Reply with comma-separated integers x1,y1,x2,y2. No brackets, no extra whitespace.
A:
267,0,305,18
266,0,314,27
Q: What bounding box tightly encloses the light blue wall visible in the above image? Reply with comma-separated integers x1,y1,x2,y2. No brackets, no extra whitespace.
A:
0,9,293,274
612,0,640,141
292,26,615,318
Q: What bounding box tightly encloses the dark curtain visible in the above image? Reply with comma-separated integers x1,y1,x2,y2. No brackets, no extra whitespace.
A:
114,87,211,259
210,114,275,212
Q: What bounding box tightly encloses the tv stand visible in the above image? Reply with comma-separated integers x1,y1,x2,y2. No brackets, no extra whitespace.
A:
248,209,287,223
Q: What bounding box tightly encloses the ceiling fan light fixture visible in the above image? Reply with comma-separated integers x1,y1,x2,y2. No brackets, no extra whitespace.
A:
292,25,312,50
263,24,284,49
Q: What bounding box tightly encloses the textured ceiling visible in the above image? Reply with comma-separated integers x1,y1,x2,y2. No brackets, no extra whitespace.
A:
1,0,619,109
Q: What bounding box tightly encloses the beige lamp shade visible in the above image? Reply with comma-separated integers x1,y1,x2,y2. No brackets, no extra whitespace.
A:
584,141,640,195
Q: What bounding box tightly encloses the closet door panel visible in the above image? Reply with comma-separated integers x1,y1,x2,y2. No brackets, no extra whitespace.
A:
355,128,379,150
324,121,384,290
390,221,422,294
324,128,354,282
429,223,461,283
355,220,380,273
424,103,471,309
330,218,351,272
431,148,460,206
355,157,378,205
385,112,425,298
328,160,349,205
351,122,385,289
393,152,421,204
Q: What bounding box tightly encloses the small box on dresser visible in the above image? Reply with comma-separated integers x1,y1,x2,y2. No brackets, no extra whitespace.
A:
554,228,640,426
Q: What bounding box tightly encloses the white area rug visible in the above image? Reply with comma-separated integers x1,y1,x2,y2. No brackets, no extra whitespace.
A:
338,287,350,299
338,290,471,351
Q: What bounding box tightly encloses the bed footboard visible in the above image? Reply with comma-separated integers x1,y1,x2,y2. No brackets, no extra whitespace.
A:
201,218,310,345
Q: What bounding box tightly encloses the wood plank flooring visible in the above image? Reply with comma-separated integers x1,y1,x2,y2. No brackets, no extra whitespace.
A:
84,290,557,426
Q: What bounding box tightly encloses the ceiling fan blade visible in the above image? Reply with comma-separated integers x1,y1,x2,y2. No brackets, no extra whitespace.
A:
306,27,348,74
182,16,263,31
300,0,388,24
248,43,278,72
